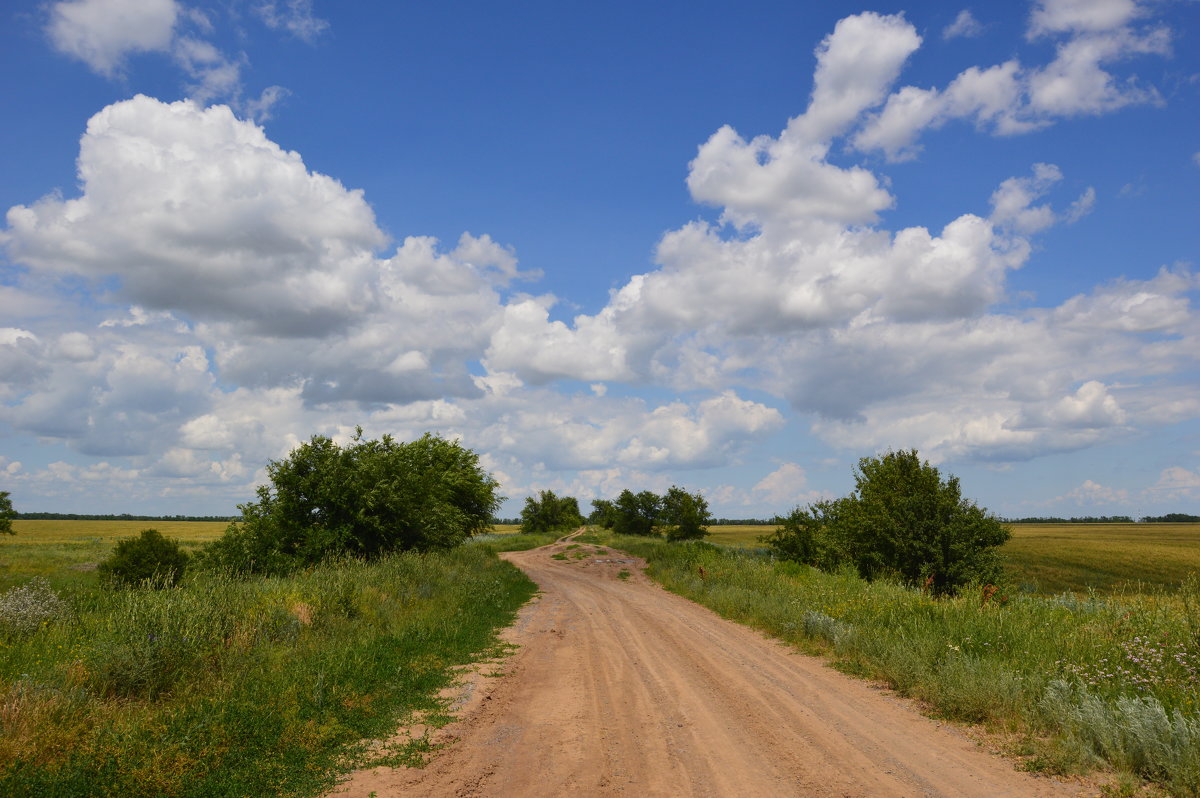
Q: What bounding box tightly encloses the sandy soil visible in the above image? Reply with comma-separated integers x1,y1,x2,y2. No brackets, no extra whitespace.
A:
333,535,1086,797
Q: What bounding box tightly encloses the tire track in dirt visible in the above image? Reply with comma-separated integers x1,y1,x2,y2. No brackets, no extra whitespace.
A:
333,535,1086,797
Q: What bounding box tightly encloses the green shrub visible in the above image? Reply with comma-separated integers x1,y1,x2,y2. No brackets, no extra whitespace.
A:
0,490,14,536
98,528,189,588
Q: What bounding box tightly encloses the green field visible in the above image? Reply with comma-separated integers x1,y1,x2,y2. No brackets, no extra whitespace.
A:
700,522,1200,595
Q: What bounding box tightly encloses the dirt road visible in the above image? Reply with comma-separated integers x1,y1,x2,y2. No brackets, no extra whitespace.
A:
335,537,1084,797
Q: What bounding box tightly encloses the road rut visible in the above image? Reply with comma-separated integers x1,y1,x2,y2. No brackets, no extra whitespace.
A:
334,536,1084,797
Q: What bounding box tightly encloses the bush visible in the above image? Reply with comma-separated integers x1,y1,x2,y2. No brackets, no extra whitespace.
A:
197,429,501,575
766,450,1009,595
98,528,190,587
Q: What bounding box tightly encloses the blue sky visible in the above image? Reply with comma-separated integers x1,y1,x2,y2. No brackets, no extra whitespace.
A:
1,0,1197,518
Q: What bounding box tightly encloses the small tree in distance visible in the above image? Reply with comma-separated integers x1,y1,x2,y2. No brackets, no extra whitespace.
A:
596,487,711,541
661,486,711,542
520,490,584,535
588,498,617,529
0,491,14,536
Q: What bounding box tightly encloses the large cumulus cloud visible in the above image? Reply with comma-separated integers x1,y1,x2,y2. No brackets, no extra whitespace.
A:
483,10,1198,465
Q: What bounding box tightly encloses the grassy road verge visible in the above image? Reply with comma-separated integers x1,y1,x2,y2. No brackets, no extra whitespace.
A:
0,544,536,797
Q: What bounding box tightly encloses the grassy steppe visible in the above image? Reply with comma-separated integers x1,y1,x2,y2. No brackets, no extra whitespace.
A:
703,522,1200,595
589,529,1200,796
0,525,544,797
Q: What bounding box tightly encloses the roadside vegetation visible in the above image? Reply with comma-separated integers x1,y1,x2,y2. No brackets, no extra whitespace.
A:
198,429,501,576
0,545,535,796
597,533,1200,795
0,431,535,796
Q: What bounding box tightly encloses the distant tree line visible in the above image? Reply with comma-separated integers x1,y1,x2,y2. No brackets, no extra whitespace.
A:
1003,515,1200,524
14,512,237,522
588,487,712,542
1003,515,1136,524
710,518,775,526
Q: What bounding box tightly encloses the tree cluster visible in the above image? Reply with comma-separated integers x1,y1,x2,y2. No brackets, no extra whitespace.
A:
198,430,500,575
1141,513,1200,523
590,487,711,542
15,513,236,522
519,490,584,535
764,450,1009,596
1004,515,1135,524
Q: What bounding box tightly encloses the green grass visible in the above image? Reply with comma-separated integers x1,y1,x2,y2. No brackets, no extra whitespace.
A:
0,543,537,796
597,530,1200,796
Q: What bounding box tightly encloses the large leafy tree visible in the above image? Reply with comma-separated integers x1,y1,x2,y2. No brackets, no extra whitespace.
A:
660,486,711,542
519,490,584,535
766,450,1009,595
199,430,501,575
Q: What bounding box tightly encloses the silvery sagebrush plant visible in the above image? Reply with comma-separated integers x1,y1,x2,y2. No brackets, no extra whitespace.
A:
0,577,69,635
